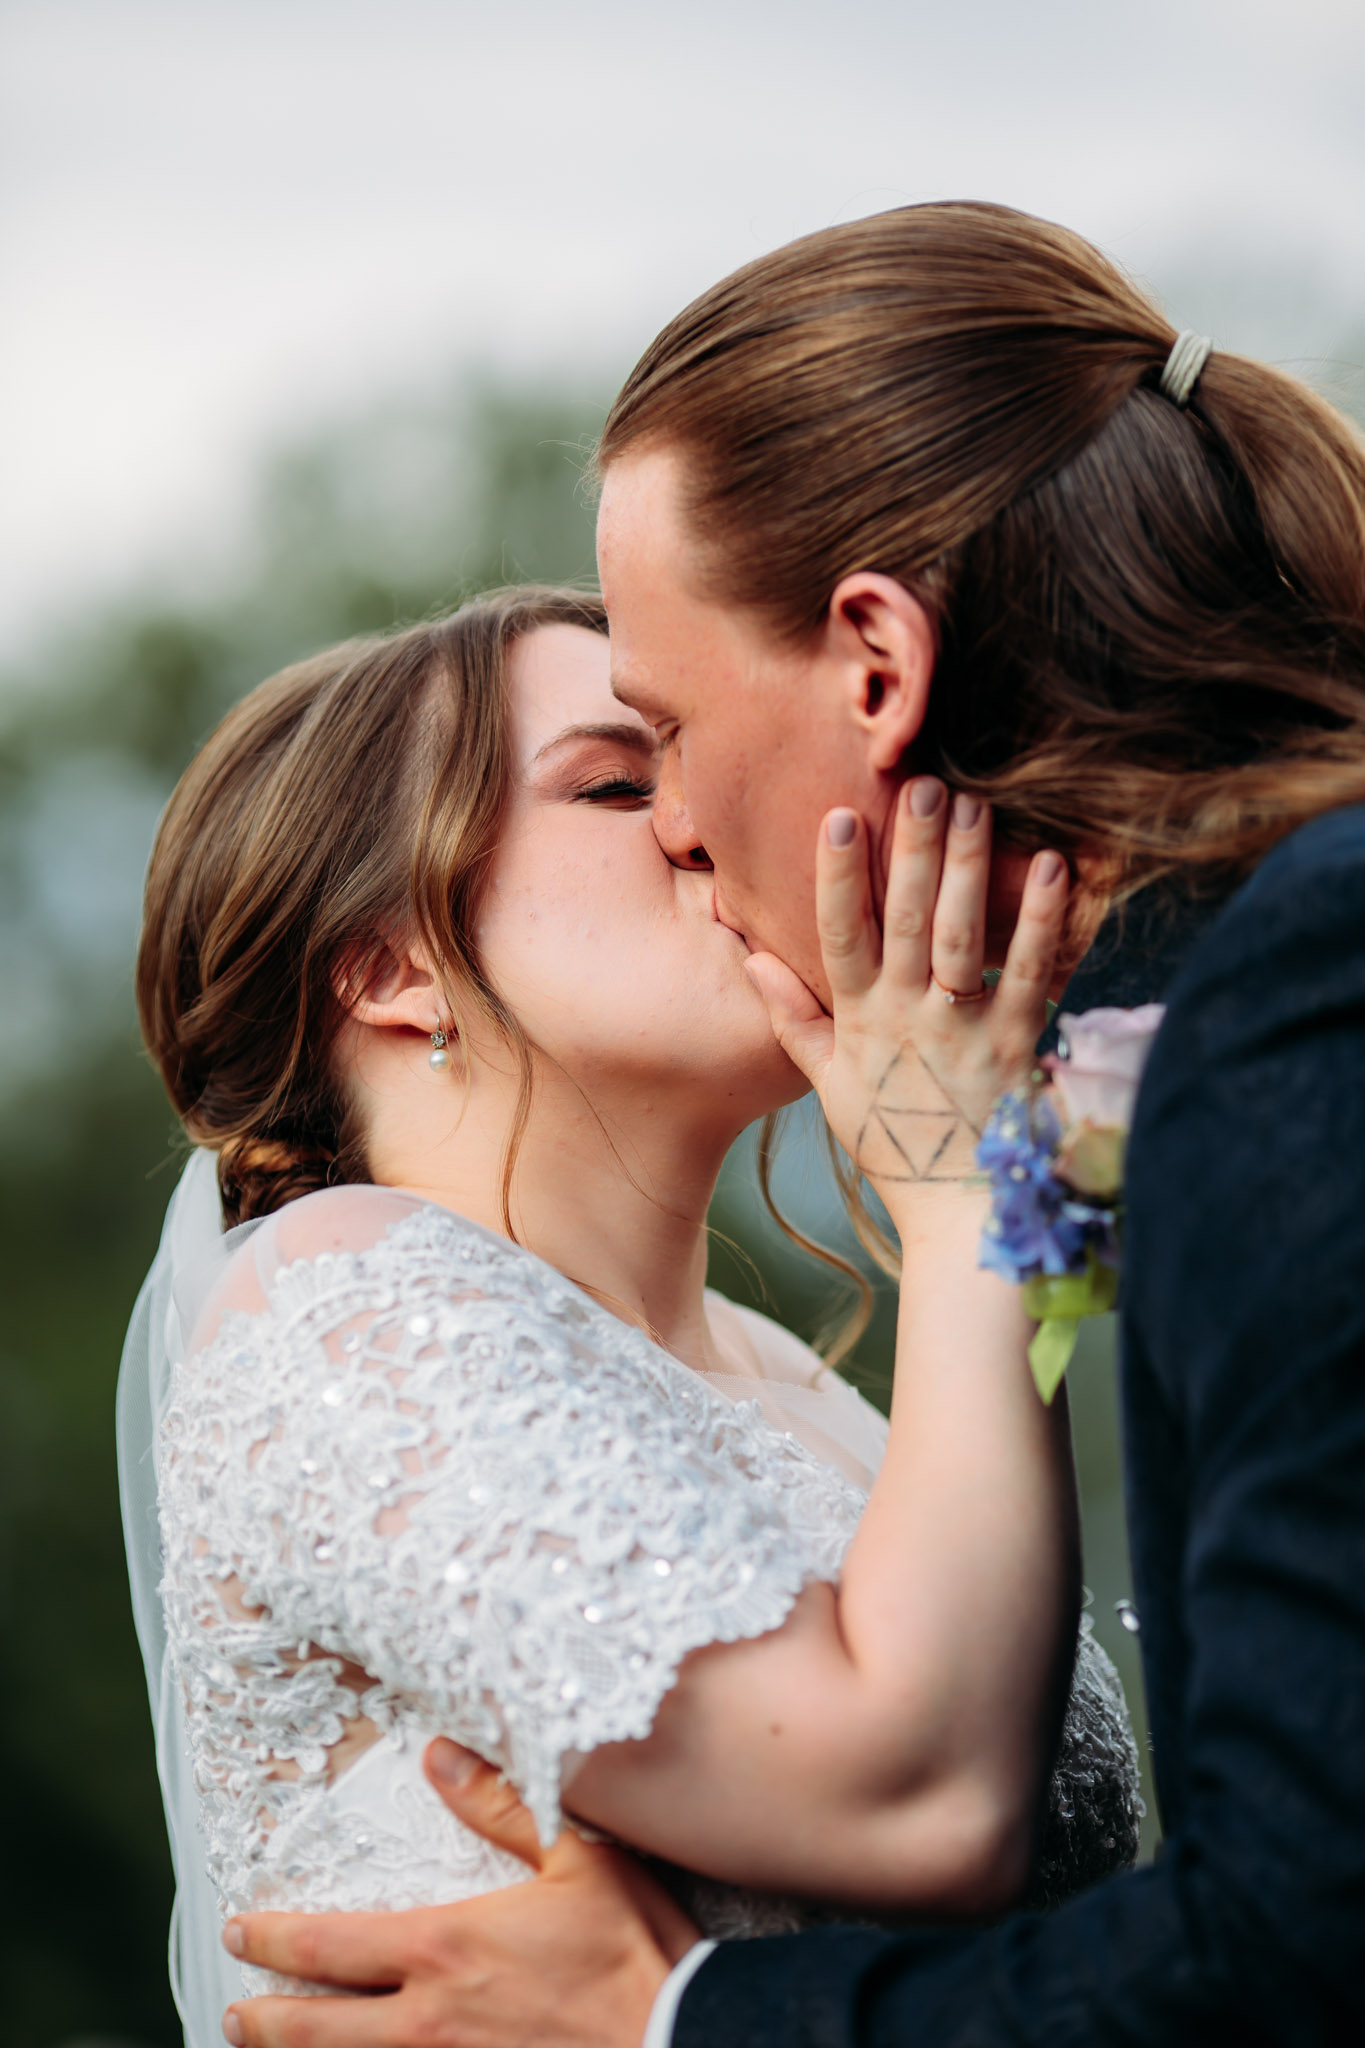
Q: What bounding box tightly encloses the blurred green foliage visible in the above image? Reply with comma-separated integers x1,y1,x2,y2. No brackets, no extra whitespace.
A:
0,373,1147,2048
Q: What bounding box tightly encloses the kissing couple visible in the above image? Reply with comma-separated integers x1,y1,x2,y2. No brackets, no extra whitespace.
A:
119,201,1365,2047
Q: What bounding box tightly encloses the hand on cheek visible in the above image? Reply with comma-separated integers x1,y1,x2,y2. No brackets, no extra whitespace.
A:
744,781,1070,1225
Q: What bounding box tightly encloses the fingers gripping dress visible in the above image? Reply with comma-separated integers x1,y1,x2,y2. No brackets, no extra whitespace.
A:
155,1186,1139,1993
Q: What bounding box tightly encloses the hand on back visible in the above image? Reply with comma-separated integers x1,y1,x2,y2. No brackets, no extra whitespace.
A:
222,1742,695,2048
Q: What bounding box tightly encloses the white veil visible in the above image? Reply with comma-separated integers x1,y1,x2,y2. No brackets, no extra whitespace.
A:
116,1149,262,2048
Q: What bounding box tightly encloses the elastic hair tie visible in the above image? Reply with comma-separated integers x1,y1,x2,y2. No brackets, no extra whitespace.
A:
1158,330,1213,409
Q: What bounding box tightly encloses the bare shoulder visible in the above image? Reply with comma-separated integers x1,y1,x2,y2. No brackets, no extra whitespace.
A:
703,1289,832,1389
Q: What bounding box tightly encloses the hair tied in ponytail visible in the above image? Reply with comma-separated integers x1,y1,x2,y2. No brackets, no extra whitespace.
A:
1159,332,1214,409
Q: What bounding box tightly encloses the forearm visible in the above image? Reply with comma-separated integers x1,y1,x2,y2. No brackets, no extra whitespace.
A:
839,1185,1078,1807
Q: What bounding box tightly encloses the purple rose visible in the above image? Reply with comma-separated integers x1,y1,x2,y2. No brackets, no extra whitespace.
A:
1050,1003,1166,1132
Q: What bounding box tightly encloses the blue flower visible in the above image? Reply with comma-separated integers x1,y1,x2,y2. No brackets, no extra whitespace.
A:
977,1092,1118,1284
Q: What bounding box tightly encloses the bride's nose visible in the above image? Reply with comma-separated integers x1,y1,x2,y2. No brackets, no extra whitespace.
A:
652,750,712,870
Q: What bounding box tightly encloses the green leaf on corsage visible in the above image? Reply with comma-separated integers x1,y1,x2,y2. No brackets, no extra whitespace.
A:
1021,1257,1119,1404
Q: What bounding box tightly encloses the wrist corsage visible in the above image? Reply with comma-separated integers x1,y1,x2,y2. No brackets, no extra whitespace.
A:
977,1004,1166,1403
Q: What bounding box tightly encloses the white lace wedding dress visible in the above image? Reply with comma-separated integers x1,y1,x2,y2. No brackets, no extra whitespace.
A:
136,1173,1139,2036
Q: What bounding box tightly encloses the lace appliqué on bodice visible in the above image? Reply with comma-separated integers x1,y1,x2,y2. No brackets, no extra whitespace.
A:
157,1189,1141,1985
1028,1609,1142,1909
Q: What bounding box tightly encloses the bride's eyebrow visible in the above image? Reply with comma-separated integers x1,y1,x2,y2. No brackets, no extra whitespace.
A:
532,722,659,766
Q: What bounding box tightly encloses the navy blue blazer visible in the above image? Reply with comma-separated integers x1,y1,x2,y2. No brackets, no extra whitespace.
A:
675,804,1365,2045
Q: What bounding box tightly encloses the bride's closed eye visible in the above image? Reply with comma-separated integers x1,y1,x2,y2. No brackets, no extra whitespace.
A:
530,721,660,808
574,774,657,808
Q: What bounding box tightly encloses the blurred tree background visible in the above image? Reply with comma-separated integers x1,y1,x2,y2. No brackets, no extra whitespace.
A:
0,368,1185,2047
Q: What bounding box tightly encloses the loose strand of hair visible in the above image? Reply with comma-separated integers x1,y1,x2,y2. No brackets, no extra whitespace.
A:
753,1110,876,1373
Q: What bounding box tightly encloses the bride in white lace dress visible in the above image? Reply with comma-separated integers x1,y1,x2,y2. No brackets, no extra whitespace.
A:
122,588,1138,2046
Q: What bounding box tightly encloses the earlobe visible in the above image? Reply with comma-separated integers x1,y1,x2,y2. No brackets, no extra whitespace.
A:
828,573,936,775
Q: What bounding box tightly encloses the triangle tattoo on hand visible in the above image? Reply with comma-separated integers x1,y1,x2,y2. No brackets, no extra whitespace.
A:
854,1052,981,1184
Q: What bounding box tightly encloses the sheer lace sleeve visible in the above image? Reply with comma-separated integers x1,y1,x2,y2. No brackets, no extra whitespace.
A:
157,1188,865,1862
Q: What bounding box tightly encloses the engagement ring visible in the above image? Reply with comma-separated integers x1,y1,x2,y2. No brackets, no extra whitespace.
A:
930,971,988,1005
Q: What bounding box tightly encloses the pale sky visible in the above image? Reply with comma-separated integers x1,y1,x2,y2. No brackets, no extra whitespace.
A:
4,0,1364,661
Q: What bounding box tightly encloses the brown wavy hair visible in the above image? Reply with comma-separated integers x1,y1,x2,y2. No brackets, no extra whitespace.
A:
137,587,607,1227
598,200,1365,898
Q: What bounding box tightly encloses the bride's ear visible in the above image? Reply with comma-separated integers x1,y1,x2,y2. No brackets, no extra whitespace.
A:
824,572,937,774
335,938,449,1040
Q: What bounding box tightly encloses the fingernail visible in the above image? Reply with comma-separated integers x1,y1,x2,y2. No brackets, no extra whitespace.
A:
1036,850,1066,884
427,1738,479,1788
222,2011,245,2047
909,777,945,818
952,793,983,830
826,808,857,848
222,1920,245,1958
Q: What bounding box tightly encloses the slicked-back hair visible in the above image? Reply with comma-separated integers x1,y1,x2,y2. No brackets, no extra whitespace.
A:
600,201,1365,898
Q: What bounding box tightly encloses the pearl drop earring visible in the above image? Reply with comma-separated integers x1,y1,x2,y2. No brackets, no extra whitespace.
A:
429,1025,451,1073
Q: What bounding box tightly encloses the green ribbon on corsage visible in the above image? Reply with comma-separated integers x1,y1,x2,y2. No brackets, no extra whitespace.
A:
1020,1256,1119,1404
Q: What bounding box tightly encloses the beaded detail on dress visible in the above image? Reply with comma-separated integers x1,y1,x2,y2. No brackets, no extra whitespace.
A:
1028,1611,1142,1910
156,1186,1139,1991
